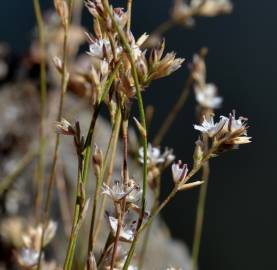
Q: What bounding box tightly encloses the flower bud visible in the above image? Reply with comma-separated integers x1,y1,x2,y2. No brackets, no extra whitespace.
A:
54,0,69,28
92,144,103,179
193,138,204,168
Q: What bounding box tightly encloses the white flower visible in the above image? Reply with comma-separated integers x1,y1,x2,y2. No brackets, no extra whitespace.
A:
194,116,226,137
191,0,233,17
195,83,223,109
138,144,175,167
102,180,130,202
221,113,251,144
107,215,136,242
102,179,142,203
171,160,188,183
16,248,40,268
88,38,111,59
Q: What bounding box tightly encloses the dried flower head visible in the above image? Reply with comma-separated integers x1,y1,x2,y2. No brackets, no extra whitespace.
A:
149,41,185,80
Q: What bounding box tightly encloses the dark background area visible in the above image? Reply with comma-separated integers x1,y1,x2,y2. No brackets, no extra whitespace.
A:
0,1,276,269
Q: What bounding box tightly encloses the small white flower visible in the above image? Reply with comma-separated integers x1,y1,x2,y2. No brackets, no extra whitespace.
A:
221,113,247,134
171,160,188,183
195,83,223,109
194,116,226,137
102,180,130,202
138,143,164,166
221,112,251,144
107,215,136,242
88,38,111,59
102,179,142,203
16,248,39,268
138,144,175,167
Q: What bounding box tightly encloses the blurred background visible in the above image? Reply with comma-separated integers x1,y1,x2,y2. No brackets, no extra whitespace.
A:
0,0,276,269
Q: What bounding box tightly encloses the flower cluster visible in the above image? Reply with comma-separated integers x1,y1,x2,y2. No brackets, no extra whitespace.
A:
194,112,251,150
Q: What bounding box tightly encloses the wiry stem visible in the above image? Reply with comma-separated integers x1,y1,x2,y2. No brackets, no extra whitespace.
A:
191,161,209,270
110,112,129,270
87,109,121,267
93,111,121,245
191,132,210,270
37,0,73,267
101,2,148,268
127,0,133,32
32,0,47,224
138,178,160,270
153,75,193,146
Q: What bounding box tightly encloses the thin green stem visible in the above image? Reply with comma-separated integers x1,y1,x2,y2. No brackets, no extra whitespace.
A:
127,0,133,32
191,131,210,270
191,162,209,270
138,180,160,270
110,112,129,270
93,111,121,245
101,2,148,268
32,0,47,224
37,0,73,266
87,109,122,260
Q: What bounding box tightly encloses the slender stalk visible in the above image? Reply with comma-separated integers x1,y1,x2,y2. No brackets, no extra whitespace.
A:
37,0,73,266
87,108,122,260
127,0,133,32
93,111,121,245
110,113,129,270
32,0,47,223
0,148,37,197
191,130,210,270
138,179,160,270
81,61,121,187
102,2,148,267
191,161,209,270
153,75,193,146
